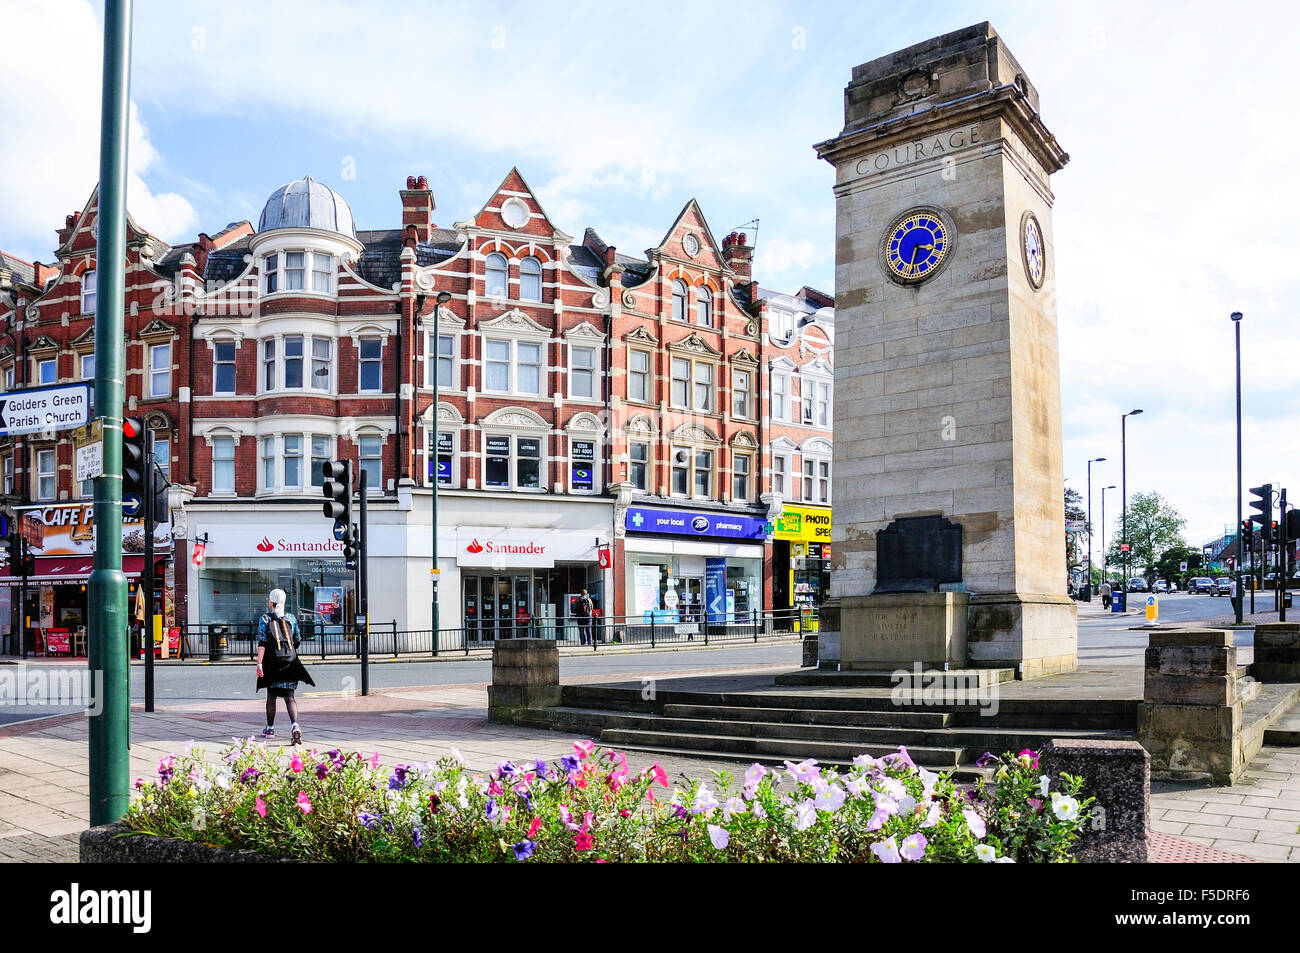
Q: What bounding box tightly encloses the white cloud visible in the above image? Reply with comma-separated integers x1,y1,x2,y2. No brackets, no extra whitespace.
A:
0,0,196,261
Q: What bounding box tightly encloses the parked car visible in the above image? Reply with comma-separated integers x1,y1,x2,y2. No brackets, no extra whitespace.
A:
1214,577,1234,596
1190,577,1215,594
1153,580,1169,593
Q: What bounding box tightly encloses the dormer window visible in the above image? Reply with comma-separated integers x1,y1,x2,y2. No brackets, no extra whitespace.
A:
263,250,333,295
485,253,508,298
81,270,97,314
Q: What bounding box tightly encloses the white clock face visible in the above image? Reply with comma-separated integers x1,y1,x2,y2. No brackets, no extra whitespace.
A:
1023,214,1045,289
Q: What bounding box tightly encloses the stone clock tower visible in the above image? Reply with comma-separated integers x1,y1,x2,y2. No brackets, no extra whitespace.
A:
814,23,1077,678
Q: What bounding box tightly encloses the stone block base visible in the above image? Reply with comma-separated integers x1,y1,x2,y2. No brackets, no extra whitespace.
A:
488,638,561,720
1253,623,1300,682
968,592,1078,678
832,592,969,670
1041,739,1149,863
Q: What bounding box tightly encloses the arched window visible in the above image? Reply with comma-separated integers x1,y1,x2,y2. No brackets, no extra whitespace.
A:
695,285,713,328
485,253,508,298
671,280,688,322
519,257,542,301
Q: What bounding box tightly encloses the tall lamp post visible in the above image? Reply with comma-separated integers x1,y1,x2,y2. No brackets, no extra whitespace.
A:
1231,311,1244,625
1101,484,1117,591
430,290,452,652
1086,456,1106,600
1121,409,1143,611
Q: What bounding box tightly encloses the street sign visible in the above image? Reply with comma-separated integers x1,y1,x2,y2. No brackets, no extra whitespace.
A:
74,419,104,483
1145,594,1158,622
122,494,142,518
333,522,346,541
1180,561,1188,572
1065,520,1087,534
0,383,91,436
345,558,357,571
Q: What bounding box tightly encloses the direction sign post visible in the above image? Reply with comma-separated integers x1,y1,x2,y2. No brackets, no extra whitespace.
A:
0,383,91,437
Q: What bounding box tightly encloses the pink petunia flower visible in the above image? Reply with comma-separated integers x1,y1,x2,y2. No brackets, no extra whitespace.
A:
255,797,267,818
371,752,380,769
297,792,312,813
528,816,542,838
650,763,669,788
290,752,303,773
574,832,596,851
708,825,730,850
574,740,595,760
871,837,902,863
899,833,927,861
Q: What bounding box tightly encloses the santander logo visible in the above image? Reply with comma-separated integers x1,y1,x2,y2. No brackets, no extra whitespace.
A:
256,537,275,553
466,539,484,554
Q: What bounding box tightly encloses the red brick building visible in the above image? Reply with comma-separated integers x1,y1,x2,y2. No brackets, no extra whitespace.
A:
1,170,833,645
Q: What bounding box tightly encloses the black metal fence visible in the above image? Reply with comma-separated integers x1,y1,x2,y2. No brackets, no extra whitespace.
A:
185,608,812,660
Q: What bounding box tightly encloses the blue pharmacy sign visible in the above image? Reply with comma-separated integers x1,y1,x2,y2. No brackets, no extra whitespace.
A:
624,507,766,541
705,557,727,624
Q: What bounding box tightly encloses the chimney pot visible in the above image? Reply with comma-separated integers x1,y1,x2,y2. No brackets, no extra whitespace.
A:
406,176,417,189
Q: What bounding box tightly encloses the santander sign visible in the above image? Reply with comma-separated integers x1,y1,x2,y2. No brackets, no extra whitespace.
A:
254,534,343,555
456,527,557,567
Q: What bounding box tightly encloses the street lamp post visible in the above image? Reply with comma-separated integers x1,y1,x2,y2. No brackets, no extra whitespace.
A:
430,290,452,653
1231,311,1244,625
1121,409,1143,611
1086,457,1106,600
1101,484,1117,593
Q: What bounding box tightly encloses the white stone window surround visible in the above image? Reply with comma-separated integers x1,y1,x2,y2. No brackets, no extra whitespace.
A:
420,402,463,489
423,308,465,392
198,425,248,498
479,309,551,398
667,423,721,501
480,407,549,493
799,437,833,504
565,412,605,495
563,322,606,404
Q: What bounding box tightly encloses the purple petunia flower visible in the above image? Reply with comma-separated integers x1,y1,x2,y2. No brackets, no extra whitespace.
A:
316,761,330,780
412,825,423,848
486,798,499,821
239,767,261,785
560,755,579,773
975,751,996,767
534,760,548,779
498,760,517,778
357,812,380,829
388,764,410,790
512,839,536,861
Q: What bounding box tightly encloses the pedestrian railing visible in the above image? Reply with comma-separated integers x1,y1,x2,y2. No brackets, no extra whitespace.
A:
183,609,812,660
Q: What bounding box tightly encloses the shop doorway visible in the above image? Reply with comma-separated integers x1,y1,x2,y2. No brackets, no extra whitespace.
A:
462,565,601,641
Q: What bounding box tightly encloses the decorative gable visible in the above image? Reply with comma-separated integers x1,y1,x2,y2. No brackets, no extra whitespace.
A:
667,332,722,358
29,335,59,352
139,318,175,339
564,321,605,343
624,325,658,346
480,307,551,338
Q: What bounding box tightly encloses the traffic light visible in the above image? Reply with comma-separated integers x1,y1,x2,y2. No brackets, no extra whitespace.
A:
1249,483,1272,543
1288,510,1300,541
7,534,19,574
343,524,359,565
321,460,352,540
122,417,148,502
1242,520,1254,557
1188,553,1202,569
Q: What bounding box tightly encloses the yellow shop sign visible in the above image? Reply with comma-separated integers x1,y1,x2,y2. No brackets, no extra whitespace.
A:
773,505,832,542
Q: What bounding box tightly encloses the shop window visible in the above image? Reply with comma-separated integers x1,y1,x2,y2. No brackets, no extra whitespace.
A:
628,349,651,403
484,434,542,491
570,439,597,493
732,453,751,501
81,269,97,314
359,338,383,392
429,332,456,389
213,342,236,394
359,435,383,493
570,346,596,400
629,441,649,491
485,253,508,298
36,448,56,500
671,280,688,322
520,257,542,302
732,369,752,419
212,437,235,493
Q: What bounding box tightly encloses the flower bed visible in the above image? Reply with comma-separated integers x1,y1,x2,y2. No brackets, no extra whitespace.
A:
121,740,1093,863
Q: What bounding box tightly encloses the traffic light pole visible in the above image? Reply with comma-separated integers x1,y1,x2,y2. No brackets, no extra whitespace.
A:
88,0,133,827
358,469,369,697
1281,488,1288,623
143,430,154,711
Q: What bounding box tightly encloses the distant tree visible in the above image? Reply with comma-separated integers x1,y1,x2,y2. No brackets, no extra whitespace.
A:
1105,492,1187,578
1065,487,1087,566
1156,545,1199,587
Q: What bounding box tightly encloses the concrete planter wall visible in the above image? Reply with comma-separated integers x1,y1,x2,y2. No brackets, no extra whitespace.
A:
80,821,299,863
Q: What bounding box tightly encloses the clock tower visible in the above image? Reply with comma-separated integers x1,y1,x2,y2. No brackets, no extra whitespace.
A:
814,23,1077,678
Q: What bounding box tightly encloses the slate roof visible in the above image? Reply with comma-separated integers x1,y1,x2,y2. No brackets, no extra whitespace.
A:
0,252,35,286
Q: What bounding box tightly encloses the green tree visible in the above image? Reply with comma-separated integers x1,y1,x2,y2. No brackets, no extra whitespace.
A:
1155,545,1199,588
1105,491,1187,579
1064,487,1087,567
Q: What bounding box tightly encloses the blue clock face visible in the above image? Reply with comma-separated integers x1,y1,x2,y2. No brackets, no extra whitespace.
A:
885,211,950,282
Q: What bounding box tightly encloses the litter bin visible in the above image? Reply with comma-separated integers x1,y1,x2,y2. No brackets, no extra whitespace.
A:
1110,591,1122,613
208,625,228,661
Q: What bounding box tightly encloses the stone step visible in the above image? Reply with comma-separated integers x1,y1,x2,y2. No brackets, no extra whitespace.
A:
596,728,966,768
774,668,1016,689
661,704,950,727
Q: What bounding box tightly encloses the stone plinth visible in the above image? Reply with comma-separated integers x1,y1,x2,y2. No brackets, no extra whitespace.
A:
1252,622,1300,682
1137,629,1244,785
487,639,561,716
1041,739,1149,863
969,593,1078,677
831,592,968,670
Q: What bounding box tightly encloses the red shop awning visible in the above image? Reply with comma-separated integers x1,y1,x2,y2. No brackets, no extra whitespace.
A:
1,555,162,584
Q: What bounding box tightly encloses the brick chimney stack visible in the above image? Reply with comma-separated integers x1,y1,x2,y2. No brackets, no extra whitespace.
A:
57,212,81,248
722,230,753,280
401,174,435,243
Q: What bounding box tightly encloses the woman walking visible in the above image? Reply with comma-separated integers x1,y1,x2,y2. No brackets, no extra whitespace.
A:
256,588,315,744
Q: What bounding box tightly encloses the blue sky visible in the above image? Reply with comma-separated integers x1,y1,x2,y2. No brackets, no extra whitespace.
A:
4,0,1298,548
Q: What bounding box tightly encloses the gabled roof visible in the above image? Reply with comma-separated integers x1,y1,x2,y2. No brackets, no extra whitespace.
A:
0,252,35,286
653,198,725,265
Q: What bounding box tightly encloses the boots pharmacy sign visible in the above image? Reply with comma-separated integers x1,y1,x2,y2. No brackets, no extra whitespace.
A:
0,383,91,436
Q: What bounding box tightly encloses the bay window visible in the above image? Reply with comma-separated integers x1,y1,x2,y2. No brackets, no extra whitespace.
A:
263,250,335,294
311,338,331,390
283,337,304,389
284,252,306,290
263,339,276,390
311,253,333,293
262,438,275,490
264,254,278,294
310,436,331,487
282,435,303,489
